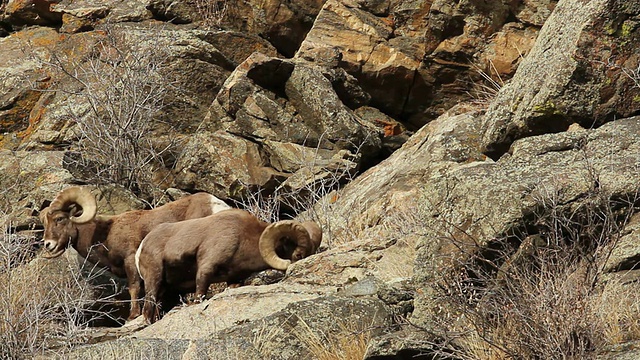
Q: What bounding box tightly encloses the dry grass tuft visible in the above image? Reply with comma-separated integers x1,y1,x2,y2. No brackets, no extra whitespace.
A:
193,0,229,30
293,317,372,360
235,134,368,249
247,316,374,360
591,275,640,345
424,181,640,359
467,61,504,108
0,223,116,358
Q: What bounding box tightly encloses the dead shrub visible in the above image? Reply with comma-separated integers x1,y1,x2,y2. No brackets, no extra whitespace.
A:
27,24,181,203
193,0,229,30
234,135,367,249
0,227,117,359
429,182,640,359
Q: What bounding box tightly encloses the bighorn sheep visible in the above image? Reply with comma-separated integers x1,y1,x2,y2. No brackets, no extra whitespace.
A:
39,186,231,320
136,209,322,323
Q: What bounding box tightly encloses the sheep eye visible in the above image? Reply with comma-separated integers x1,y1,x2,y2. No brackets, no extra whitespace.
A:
55,217,65,224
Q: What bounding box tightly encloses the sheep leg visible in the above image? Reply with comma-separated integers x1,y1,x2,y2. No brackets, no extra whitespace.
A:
194,262,217,300
125,256,144,320
142,270,163,324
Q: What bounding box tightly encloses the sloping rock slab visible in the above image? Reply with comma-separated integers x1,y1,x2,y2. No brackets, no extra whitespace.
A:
317,108,640,328
47,294,391,360
132,283,337,340
52,0,151,31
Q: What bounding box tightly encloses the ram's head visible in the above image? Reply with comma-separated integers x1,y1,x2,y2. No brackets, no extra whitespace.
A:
260,220,322,270
40,187,97,258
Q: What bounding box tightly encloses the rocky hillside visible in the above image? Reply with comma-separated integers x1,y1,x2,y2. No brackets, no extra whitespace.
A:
2,0,640,359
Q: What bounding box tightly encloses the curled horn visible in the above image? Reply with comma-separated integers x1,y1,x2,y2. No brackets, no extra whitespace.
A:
259,220,312,271
49,186,97,224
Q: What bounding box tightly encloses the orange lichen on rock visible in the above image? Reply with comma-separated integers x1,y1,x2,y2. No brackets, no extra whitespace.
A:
375,118,404,137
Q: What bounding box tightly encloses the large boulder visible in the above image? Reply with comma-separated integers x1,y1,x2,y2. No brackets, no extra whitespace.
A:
297,0,554,128
51,0,151,32
3,0,62,27
209,0,326,57
175,52,382,202
480,0,640,158
297,0,426,127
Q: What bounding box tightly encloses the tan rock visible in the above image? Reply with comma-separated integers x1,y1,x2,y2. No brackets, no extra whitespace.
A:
211,0,326,57
5,0,62,26
0,27,61,146
478,23,539,78
131,283,337,340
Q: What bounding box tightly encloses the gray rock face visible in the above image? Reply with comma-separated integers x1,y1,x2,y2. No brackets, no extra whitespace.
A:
322,108,640,328
52,293,391,360
480,0,640,158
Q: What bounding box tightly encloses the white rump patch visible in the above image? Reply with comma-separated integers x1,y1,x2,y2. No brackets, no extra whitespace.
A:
135,238,146,280
209,195,232,214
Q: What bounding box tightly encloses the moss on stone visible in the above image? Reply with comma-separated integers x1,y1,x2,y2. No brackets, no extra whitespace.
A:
620,20,636,38
532,101,563,116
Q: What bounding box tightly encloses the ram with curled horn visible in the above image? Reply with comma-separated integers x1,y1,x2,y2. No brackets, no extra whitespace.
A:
39,186,231,321
136,208,322,323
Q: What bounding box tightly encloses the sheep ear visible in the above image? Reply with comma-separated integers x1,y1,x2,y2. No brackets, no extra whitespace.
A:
69,204,81,218
39,207,52,225
301,221,322,253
